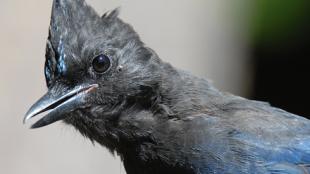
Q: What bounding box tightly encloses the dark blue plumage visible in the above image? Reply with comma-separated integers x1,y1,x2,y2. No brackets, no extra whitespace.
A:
24,0,310,173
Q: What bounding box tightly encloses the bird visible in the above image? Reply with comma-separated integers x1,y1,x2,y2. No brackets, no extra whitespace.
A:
24,0,310,174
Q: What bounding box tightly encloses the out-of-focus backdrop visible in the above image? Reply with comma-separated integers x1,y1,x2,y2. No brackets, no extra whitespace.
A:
0,0,309,173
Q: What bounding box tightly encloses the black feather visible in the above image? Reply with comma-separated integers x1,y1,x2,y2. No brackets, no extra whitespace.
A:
25,0,310,174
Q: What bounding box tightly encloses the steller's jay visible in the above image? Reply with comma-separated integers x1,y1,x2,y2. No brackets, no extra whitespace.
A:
24,0,310,173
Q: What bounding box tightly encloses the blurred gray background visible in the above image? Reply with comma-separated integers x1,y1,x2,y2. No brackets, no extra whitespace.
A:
0,0,252,173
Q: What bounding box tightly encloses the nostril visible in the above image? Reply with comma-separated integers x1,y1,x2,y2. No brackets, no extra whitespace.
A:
117,65,123,72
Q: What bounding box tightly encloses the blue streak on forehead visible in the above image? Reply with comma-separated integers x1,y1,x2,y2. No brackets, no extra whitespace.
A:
45,59,52,81
57,37,67,75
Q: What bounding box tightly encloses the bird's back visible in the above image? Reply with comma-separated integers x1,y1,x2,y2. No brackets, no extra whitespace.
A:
163,89,310,173
140,70,310,174
214,97,310,173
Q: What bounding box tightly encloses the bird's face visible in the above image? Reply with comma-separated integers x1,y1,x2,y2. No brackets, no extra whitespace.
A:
24,0,160,129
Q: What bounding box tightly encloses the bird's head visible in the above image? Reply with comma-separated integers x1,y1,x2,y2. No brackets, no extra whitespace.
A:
24,0,166,130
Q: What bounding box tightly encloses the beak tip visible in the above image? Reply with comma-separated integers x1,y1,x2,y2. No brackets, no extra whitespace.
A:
23,83,98,128
23,118,29,124
23,111,34,124
23,116,29,124
30,124,39,129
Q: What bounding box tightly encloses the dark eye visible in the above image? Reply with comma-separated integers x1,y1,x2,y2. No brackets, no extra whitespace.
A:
92,54,111,73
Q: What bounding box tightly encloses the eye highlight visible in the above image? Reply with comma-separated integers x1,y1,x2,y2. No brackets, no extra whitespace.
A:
92,54,111,73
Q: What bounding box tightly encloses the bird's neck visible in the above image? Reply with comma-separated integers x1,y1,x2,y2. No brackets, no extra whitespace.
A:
66,63,222,173
69,62,221,147
70,106,197,174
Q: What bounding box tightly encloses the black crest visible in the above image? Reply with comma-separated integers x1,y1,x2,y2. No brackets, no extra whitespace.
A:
45,0,120,86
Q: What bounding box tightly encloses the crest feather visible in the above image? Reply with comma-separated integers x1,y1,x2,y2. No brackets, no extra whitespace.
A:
102,7,120,21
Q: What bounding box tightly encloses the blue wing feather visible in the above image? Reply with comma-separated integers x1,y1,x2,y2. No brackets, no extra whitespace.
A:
224,100,310,174
192,98,310,174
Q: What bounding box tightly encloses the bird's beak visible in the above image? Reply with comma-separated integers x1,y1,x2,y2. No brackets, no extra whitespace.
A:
24,84,98,129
